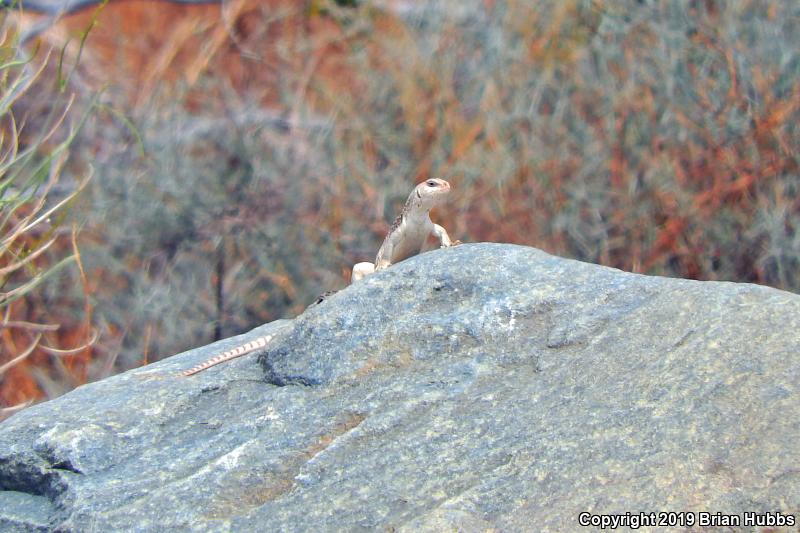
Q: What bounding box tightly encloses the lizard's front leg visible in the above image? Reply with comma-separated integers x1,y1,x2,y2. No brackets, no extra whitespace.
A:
432,224,457,248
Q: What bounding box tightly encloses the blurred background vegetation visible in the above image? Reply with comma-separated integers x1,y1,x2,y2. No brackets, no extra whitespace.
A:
0,0,797,415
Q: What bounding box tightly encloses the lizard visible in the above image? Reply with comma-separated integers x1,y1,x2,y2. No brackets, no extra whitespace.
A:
181,178,457,376
351,177,457,282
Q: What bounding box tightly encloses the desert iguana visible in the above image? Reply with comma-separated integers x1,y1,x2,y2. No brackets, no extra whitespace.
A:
182,178,457,376
351,178,456,281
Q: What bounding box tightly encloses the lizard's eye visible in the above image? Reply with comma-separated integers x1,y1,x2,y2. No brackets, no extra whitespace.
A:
426,180,437,187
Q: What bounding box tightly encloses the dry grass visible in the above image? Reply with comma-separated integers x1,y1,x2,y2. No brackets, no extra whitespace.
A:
0,10,96,417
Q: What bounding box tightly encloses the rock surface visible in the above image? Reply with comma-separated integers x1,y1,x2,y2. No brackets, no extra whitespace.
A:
1,243,798,532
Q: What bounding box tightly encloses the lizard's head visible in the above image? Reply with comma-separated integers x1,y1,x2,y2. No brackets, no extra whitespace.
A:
411,178,451,211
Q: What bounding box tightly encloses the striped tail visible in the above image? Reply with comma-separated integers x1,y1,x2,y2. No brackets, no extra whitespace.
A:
182,335,273,376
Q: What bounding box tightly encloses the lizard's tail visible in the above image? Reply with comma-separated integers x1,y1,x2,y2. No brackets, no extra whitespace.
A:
181,335,273,376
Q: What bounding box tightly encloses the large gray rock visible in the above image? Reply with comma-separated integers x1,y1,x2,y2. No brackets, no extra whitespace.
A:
1,243,798,532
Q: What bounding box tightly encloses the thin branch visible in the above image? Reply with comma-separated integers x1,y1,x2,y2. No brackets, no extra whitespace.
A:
0,235,57,276
0,0,221,16
0,253,75,306
71,222,94,356
0,319,59,331
2,166,92,248
0,332,42,376
38,328,98,355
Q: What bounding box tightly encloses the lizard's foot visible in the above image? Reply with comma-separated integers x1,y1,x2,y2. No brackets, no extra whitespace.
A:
351,262,375,283
441,240,462,248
